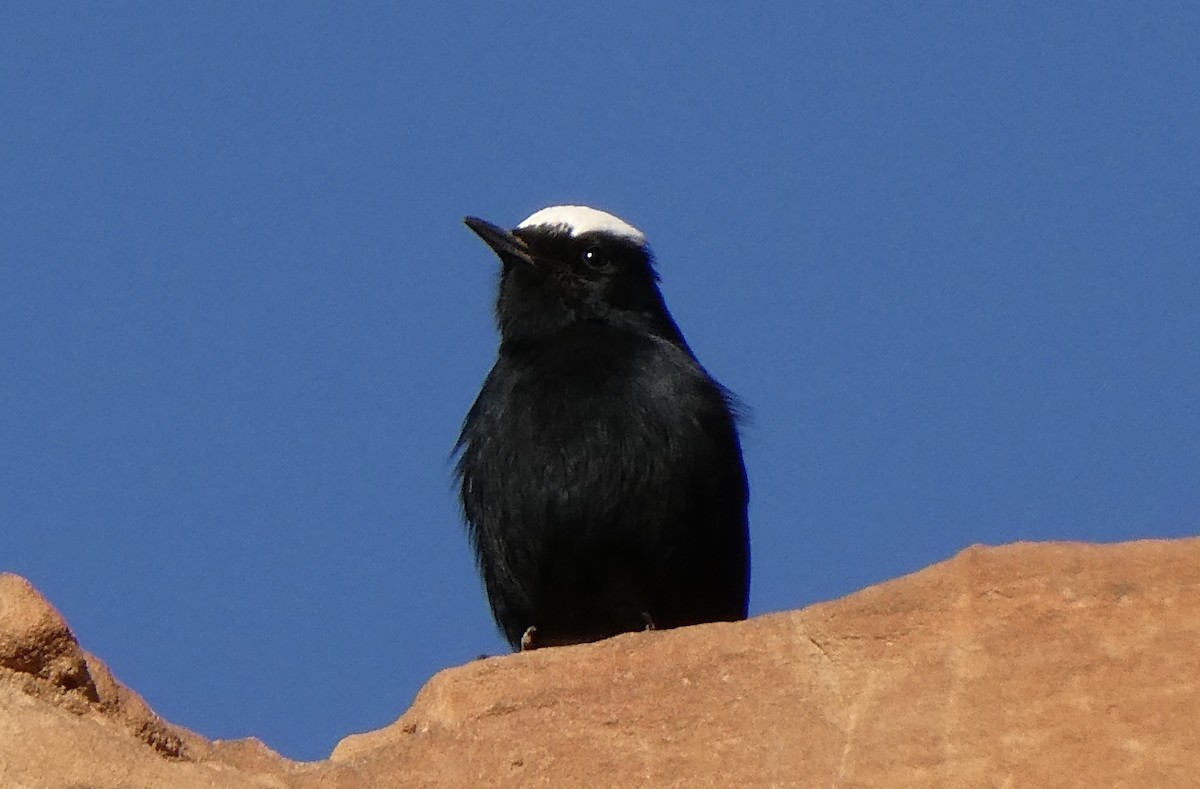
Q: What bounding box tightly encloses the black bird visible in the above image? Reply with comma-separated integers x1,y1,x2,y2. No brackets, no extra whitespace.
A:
456,205,749,651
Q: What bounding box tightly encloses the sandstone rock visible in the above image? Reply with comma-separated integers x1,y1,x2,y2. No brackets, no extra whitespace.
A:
0,573,96,702
2,538,1198,788
0,572,290,788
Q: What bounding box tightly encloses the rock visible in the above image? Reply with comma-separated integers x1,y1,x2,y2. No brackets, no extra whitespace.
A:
0,573,97,702
0,573,281,787
2,538,1198,787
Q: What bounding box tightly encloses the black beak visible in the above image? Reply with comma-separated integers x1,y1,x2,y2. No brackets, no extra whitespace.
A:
464,216,536,267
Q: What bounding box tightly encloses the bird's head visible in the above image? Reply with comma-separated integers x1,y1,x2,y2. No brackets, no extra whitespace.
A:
464,206,685,347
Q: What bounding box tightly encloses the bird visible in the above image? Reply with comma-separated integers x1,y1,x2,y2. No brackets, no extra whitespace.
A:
456,205,749,651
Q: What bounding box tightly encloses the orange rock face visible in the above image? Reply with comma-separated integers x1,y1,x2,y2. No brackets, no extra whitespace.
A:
3,538,1198,788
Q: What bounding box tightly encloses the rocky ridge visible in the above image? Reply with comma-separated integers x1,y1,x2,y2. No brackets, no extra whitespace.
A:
2,538,1197,787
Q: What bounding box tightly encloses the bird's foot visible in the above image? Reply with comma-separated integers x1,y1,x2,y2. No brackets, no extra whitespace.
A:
520,625,538,651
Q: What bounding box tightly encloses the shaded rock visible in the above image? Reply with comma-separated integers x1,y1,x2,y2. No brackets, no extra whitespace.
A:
0,573,97,701
3,538,1199,788
0,572,296,787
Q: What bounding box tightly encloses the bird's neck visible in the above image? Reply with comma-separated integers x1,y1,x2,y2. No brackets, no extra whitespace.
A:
499,310,692,356
500,320,636,356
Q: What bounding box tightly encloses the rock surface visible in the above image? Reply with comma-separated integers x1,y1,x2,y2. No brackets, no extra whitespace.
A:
2,538,1198,788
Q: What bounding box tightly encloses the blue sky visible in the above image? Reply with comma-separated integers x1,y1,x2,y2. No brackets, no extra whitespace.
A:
3,4,1197,761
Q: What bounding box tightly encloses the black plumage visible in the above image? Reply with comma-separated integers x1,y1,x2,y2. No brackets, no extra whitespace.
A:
455,206,749,651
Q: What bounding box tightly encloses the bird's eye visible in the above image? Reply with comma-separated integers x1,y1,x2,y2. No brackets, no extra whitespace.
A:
581,245,609,269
